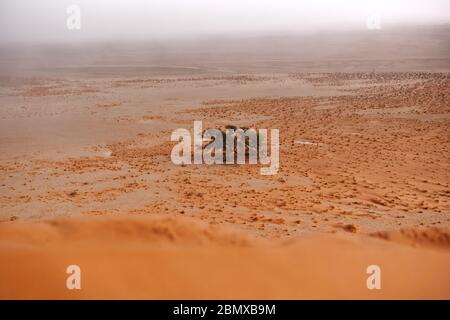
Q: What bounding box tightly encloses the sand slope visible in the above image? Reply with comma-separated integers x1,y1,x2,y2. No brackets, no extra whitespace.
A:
0,215,449,300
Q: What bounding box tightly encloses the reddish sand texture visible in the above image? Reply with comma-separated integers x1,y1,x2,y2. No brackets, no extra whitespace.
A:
0,216,449,299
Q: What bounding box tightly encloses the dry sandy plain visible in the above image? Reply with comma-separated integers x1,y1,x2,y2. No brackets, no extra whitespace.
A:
0,26,449,299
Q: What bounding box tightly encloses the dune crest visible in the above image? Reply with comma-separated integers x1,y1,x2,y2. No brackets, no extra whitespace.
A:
0,216,449,299
371,227,450,250
0,215,252,248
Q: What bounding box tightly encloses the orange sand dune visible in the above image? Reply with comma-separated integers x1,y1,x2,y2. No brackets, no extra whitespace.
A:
0,216,449,300
0,65,449,301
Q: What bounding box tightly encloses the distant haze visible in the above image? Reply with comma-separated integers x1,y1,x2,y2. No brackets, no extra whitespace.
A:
1,0,450,44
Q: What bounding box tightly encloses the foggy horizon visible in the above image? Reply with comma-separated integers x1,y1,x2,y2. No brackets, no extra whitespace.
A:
1,0,449,45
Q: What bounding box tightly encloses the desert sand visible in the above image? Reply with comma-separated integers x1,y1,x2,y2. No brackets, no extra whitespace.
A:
0,26,449,299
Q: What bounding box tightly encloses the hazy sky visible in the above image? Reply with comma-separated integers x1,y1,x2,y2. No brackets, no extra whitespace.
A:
1,0,449,43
